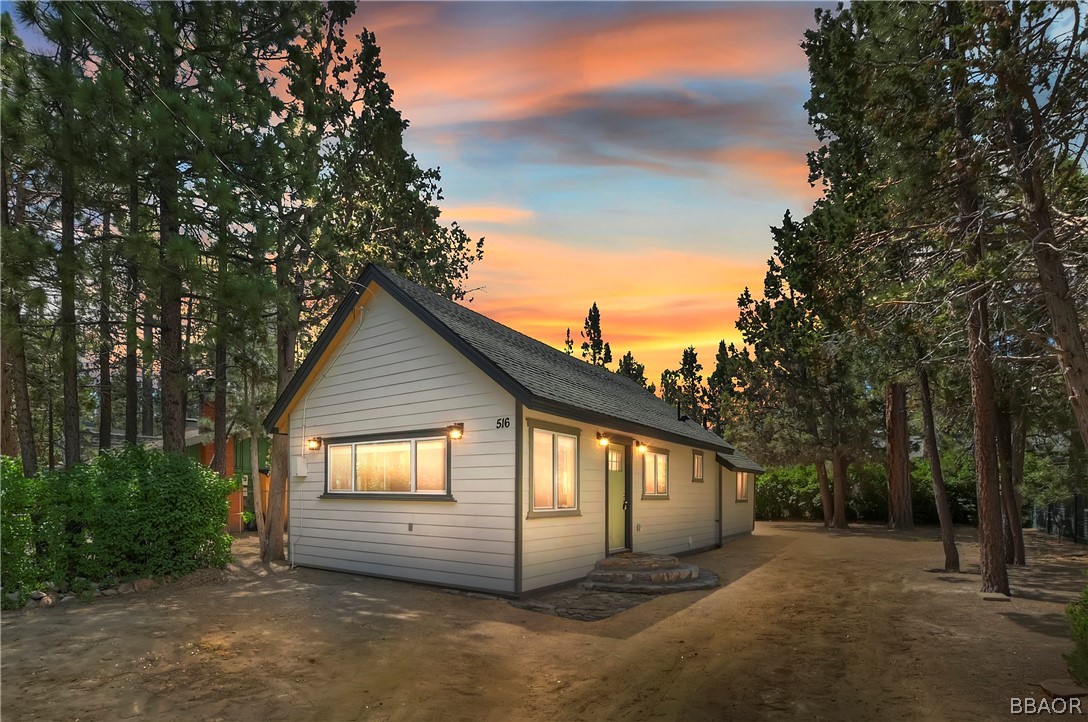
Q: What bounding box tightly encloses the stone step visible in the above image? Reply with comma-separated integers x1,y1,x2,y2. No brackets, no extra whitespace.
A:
585,564,701,586
595,552,679,572
582,568,721,595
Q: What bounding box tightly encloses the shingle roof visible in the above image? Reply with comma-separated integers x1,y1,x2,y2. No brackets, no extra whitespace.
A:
716,450,765,474
266,265,739,453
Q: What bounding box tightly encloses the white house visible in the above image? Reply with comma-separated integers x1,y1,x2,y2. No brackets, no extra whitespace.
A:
263,265,763,595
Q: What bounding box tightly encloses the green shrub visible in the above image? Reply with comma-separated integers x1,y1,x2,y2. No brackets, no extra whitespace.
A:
1,457,39,608
755,465,823,521
1067,575,1088,685
0,447,234,607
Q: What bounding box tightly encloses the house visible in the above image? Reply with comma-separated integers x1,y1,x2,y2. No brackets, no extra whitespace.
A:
263,265,763,595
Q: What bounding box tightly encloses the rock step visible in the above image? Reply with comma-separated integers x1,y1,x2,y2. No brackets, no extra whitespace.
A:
582,569,721,595
585,564,701,586
594,553,680,572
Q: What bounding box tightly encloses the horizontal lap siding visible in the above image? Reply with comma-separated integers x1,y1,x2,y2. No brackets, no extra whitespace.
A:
720,467,755,537
633,440,719,555
519,412,723,591
288,287,516,594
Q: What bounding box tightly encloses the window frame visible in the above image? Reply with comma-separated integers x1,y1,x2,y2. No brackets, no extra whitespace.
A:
320,428,454,501
642,447,670,499
692,450,704,482
527,419,581,518
736,471,750,502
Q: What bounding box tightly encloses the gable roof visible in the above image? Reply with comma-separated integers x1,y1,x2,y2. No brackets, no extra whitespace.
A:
716,450,765,474
265,265,735,453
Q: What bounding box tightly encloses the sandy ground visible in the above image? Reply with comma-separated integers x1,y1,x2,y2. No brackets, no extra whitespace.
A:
2,522,1085,721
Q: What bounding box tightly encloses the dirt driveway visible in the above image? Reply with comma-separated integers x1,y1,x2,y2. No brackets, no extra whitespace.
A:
2,523,1084,721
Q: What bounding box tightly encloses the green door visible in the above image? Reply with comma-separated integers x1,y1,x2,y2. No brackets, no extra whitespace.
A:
607,445,628,552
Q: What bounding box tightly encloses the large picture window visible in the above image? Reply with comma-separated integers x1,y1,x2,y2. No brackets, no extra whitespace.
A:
326,435,448,495
531,426,578,512
643,449,669,497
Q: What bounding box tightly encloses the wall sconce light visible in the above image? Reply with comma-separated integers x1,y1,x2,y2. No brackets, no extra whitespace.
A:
306,437,323,451
635,441,648,454
596,432,610,447
447,423,464,440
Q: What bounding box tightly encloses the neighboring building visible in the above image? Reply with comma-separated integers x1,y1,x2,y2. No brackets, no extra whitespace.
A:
264,265,763,595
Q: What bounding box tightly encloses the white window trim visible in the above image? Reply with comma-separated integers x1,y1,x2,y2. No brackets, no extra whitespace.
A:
642,448,670,499
326,435,449,496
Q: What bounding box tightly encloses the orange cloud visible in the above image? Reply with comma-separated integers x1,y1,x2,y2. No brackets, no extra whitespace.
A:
441,204,534,226
460,233,760,380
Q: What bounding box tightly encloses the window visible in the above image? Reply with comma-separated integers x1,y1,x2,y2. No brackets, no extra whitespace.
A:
326,435,448,495
643,449,669,497
531,427,578,512
607,448,623,472
736,471,750,502
692,450,704,482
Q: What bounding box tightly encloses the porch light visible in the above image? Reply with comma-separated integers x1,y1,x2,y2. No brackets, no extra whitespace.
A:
306,437,323,451
596,432,610,447
636,441,648,454
447,423,464,440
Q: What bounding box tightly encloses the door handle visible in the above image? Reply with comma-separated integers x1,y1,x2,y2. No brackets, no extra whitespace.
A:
622,499,629,511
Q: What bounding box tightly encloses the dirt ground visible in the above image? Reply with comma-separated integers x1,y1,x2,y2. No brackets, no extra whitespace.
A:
2,522,1085,721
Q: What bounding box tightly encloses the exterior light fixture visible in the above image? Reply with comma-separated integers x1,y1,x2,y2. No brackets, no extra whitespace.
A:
596,432,610,447
306,437,323,451
636,441,648,454
447,423,465,440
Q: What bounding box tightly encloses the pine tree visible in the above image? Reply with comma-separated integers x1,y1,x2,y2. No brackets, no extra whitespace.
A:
616,351,648,388
580,302,611,366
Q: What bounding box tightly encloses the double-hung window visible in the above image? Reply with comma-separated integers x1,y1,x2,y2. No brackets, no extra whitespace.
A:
326,434,448,496
643,449,669,497
530,423,578,513
736,471,751,502
692,450,704,482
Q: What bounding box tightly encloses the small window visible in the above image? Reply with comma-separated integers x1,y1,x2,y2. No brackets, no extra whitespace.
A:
736,471,750,502
643,450,669,497
326,436,448,495
692,450,704,482
607,447,623,472
532,428,578,512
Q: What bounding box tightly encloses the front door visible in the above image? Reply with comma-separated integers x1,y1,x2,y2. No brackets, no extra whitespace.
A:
607,444,629,552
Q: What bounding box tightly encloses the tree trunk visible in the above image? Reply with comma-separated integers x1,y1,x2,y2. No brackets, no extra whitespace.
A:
1,335,16,457
6,301,37,476
141,306,154,436
917,361,959,571
98,211,113,451
816,458,833,528
996,409,1025,565
831,448,849,529
991,3,1088,452
124,179,139,444
885,383,913,530
212,328,227,477
263,291,298,563
58,38,80,468
949,1,1008,596
1010,406,1027,564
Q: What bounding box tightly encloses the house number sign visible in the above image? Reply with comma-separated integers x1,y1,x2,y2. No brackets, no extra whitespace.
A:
495,417,511,429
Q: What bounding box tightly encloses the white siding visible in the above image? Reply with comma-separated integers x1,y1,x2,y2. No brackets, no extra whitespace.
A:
519,411,725,592
720,467,755,538
287,285,517,594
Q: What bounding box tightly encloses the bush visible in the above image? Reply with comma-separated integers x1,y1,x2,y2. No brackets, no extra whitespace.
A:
0,447,234,607
1067,575,1088,685
755,465,823,521
0,457,39,607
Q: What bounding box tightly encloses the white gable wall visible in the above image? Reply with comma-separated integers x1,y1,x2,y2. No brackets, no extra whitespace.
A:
287,285,517,593
519,409,724,592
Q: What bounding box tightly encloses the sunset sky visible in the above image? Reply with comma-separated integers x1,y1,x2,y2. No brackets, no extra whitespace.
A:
7,1,825,383
356,2,824,380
